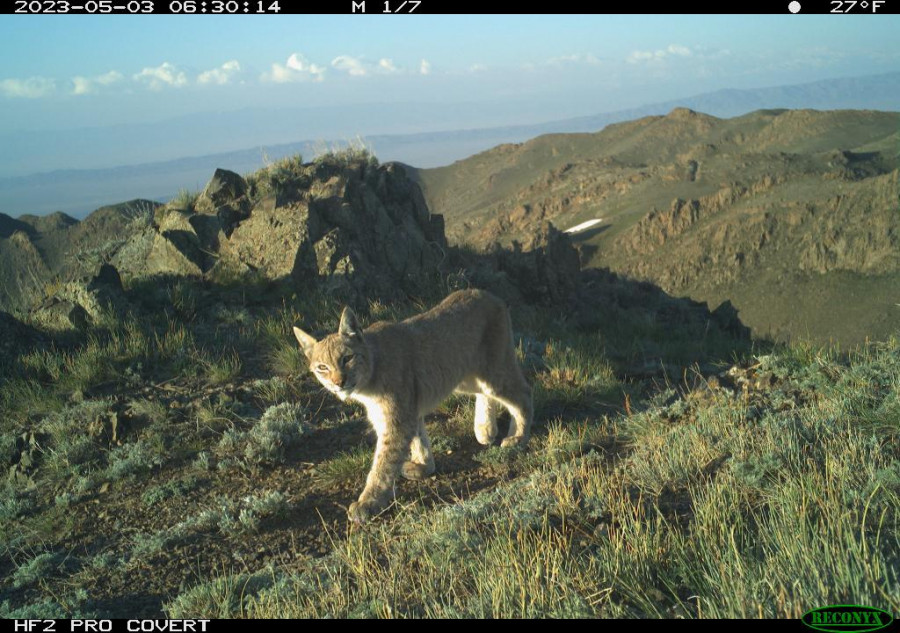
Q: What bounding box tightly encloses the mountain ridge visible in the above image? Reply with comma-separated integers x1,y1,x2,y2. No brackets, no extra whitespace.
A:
2,70,898,218
411,107,900,346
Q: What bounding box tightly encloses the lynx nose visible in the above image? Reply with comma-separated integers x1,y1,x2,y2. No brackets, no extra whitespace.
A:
332,374,345,388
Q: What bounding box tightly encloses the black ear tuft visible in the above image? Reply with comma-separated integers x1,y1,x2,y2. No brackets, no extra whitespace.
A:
339,307,362,339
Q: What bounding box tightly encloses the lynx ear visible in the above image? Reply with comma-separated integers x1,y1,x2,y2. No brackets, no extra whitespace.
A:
339,307,362,339
292,326,318,357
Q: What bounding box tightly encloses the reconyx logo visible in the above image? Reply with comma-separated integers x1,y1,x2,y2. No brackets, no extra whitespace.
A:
802,605,894,633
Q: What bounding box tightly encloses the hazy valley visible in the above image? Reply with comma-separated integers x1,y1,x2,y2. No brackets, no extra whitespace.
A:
3,70,899,219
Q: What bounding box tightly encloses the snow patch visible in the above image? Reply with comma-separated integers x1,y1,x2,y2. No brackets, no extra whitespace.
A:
564,219,603,234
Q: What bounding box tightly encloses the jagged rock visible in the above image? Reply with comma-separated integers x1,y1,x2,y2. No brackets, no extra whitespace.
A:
30,298,90,331
500,222,581,304
29,263,127,331
711,299,751,339
220,160,446,302
457,222,582,306
195,169,252,236
202,169,248,208
223,197,319,281
114,227,203,278
214,201,251,237
114,205,227,278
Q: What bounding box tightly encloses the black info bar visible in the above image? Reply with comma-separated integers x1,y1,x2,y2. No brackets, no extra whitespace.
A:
10,622,211,633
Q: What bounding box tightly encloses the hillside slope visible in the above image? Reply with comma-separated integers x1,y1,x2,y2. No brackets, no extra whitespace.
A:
411,108,900,346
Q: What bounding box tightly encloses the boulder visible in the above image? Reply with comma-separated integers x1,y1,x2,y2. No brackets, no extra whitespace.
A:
201,169,248,208
219,160,447,302
29,263,127,331
196,169,251,236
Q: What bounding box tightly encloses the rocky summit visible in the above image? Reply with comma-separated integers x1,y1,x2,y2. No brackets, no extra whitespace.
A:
0,152,591,333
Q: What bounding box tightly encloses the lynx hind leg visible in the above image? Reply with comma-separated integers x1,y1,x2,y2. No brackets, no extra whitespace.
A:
473,394,499,445
486,374,533,449
498,382,533,448
403,418,435,481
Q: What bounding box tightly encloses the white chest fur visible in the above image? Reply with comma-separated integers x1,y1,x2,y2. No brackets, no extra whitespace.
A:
350,393,388,437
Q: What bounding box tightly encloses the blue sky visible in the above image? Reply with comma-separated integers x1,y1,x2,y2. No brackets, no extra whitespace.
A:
0,14,898,166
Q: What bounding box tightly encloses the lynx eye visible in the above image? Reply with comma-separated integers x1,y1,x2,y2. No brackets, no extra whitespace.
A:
315,364,329,373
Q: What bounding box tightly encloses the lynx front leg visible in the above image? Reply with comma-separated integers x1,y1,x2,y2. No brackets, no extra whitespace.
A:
402,417,435,481
349,422,415,524
473,394,499,445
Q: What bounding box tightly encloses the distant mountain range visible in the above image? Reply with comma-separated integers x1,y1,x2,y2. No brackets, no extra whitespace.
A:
411,107,900,346
1,70,898,219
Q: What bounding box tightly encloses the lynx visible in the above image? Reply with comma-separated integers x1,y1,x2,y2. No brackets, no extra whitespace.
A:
293,289,533,523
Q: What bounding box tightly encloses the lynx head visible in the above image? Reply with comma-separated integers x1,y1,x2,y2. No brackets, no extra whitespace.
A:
293,307,373,401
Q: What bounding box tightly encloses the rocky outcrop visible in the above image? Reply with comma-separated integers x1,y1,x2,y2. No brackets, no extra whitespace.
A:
0,230,51,314
3,154,594,324
456,222,582,306
113,204,227,278
218,160,448,301
29,263,127,331
195,168,251,236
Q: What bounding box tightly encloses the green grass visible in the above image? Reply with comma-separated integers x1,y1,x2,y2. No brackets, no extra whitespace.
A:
11,552,72,589
203,350,242,386
312,138,378,168
167,337,900,618
171,188,201,212
312,445,372,488
245,153,306,202
215,402,307,469
3,245,897,619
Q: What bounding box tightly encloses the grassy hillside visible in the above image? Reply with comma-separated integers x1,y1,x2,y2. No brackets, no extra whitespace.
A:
1,268,898,618
1,148,897,619
411,108,900,347
171,336,900,618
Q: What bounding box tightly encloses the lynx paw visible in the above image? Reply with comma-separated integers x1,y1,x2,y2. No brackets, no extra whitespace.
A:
348,500,376,524
501,435,528,448
402,461,435,481
475,426,497,445
348,491,394,524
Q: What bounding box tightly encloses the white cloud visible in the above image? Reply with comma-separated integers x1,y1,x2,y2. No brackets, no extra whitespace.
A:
419,59,431,75
378,58,398,73
331,55,368,77
627,44,695,64
133,62,188,90
469,63,488,72
331,56,402,77
198,60,241,85
70,70,123,95
547,53,602,66
666,44,692,57
0,76,56,98
263,53,325,83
